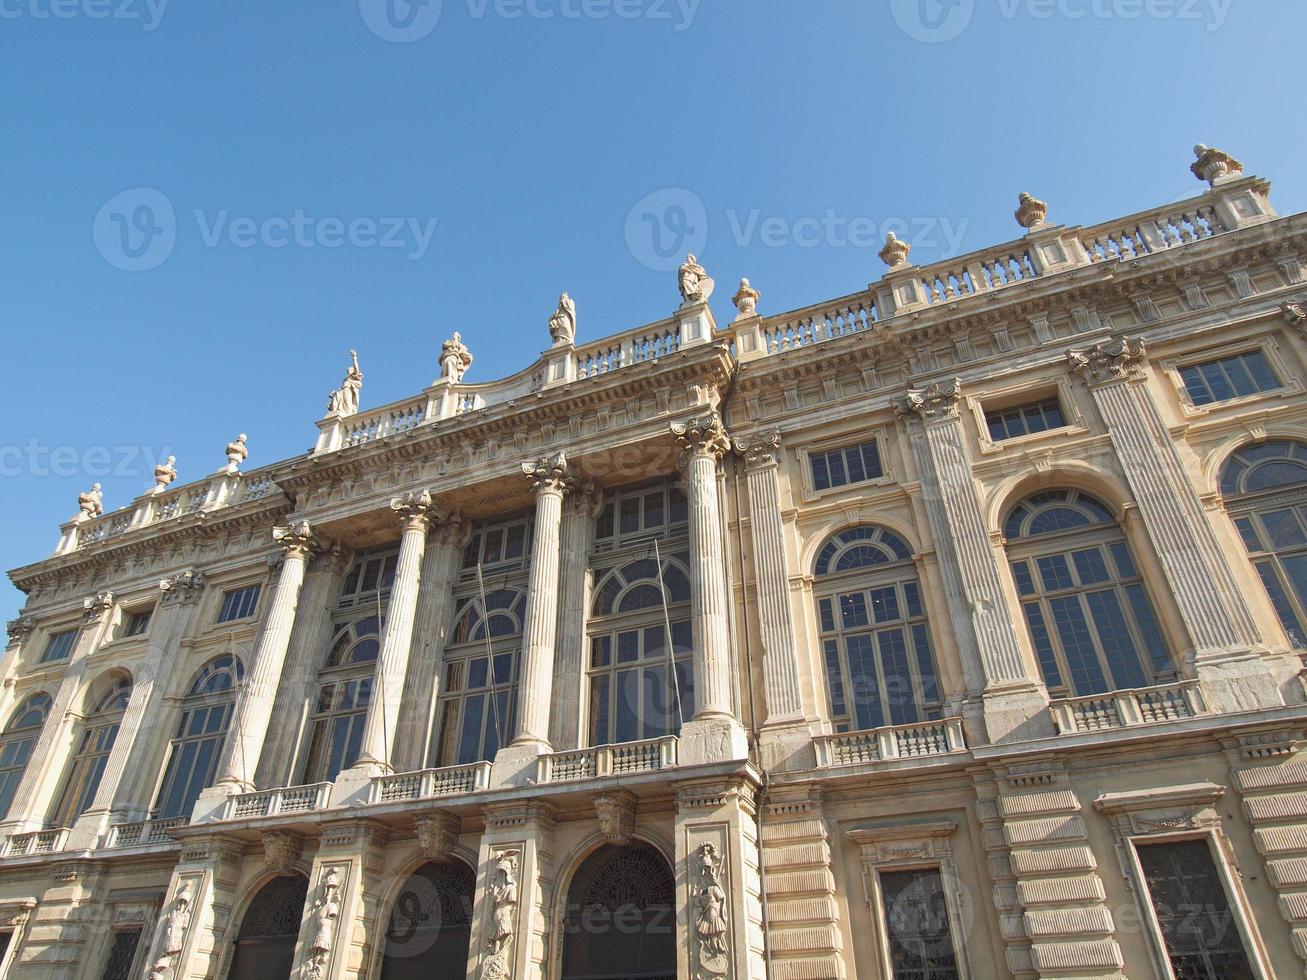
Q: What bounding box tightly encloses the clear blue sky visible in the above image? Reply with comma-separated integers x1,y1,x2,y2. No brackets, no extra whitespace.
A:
1,0,1302,623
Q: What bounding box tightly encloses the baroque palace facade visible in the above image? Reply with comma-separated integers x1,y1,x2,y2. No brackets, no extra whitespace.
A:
3,146,1307,980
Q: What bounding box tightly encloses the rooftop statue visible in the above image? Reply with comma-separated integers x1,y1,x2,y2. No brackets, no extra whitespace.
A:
879,232,912,269
440,332,474,382
679,253,715,306
76,483,104,521
548,292,576,345
326,349,363,417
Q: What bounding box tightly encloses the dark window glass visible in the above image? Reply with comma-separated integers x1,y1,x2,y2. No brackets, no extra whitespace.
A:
40,629,77,663
122,610,152,638
1182,350,1280,406
809,440,884,491
216,586,261,624
879,869,960,980
99,930,142,980
986,397,1067,442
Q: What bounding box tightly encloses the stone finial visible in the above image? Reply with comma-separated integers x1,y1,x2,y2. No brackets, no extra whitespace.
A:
892,380,962,422
678,253,715,306
414,812,460,862
522,451,570,494
76,483,104,522
82,591,115,624
548,292,576,346
1283,299,1306,327
732,278,760,320
1015,192,1048,230
1191,144,1244,186
1067,337,1147,386
327,349,363,418
224,434,248,475
262,830,303,873
594,790,637,846
672,412,731,462
439,332,473,383
272,520,316,559
879,232,912,270
151,456,177,495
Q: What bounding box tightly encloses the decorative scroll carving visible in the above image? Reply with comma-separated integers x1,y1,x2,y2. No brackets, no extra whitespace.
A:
225,434,249,475
6,618,34,643
879,232,911,269
694,842,730,978
415,811,460,862
1283,299,1307,327
272,521,316,560
672,413,731,463
301,867,342,980
549,292,576,345
82,591,115,624
1015,191,1048,230
147,881,193,980
892,379,962,422
152,456,178,495
262,831,303,873
76,483,104,521
679,254,715,306
390,489,442,532
732,278,760,319
481,849,520,979
1066,337,1147,386
522,451,570,495
593,790,637,846
441,332,474,382
732,429,782,468
1191,143,1243,186
160,569,206,605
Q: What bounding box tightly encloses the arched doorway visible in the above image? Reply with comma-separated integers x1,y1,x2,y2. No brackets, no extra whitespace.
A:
560,842,676,980
227,875,308,980
379,861,475,979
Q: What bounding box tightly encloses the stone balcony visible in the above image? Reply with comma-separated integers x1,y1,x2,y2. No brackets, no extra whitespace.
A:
223,782,333,821
814,718,968,769
1050,681,1204,735
369,762,492,805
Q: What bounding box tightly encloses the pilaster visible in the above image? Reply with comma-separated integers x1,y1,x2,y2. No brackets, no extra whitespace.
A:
10,861,110,979
293,819,389,980
552,481,601,751
156,832,248,980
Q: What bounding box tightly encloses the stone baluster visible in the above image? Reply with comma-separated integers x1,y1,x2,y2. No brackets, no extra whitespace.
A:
1067,339,1291,710
893,381,1051,743
672,414,749,765
353,490,445,775
213,522,316,793
551,481,601,751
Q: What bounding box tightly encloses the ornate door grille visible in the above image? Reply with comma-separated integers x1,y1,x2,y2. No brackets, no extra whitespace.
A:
880,869,960,980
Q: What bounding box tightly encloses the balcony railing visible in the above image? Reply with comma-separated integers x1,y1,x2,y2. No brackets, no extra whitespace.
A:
536,736,679,784
369,762,492,805
105,816,188,849
814,718,966,768
224,783,332,821
3,829,68,857
1051,682,1204,735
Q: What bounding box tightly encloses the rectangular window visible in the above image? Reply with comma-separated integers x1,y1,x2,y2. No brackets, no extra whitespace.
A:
879,868,960,980
121,610,152,639
810,440,884,491
986,397,1067,442
1136,840,1256,980
216,586,261,624
40,629,77,663
1180,350,1281,406
99,930,142,980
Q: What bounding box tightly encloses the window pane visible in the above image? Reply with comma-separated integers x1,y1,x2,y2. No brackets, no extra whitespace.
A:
823,640,846,719
877,628,916,726
1085,590,1148,689
1124,584,1173,674
1037,554,1074,592
1048,597,1109,695
100,931,143,980
879,869,960,980
1261,509,1307,548
840,593,869,629
1254,561,1306,647
844,635,882,731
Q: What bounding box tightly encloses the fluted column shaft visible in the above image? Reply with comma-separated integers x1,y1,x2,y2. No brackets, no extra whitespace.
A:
1069,339,1259,658
357,491,442,771
513,452,570,748
735,432,804,723
675,415,734,719
552,483,599,750
218,522,315,789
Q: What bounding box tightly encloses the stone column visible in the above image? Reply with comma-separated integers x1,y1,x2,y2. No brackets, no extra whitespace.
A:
1067,339,1292,710
675,776,767,980
210,521,316,797
551,481,600,751
393,515,468,773
353,491,444,775
468,802,556,980
78,571,208,832
893,381,1051,744
2,592,117,834
672,414,749,765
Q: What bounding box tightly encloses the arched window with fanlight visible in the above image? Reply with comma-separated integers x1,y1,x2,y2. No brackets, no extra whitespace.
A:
301,616,379,784
0,693,52,819
1220,440,1307,648
1005,489,1173,697
587,554,694,746
51,676,132,827
153,655,244,819
433,590,524,766
814,527,942,733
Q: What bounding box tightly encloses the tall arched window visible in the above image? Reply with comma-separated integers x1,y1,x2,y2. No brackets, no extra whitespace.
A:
1221,440,1307,647
814,527,942,733
433,591,524,766
587,555,693,745
226,875,308,980
302,617,378,784
379,862,475,978
0,693,51,819
154,656,244,819
1005,489,1172,696
52,676,132,827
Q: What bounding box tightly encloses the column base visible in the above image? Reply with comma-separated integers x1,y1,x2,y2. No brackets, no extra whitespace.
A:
65,810,111,850
757,721,818,773
1194,650,1296,713
331,761,387,807
192,781,244,823
968,686,1054,746
490,741,549,789
678,715,750,766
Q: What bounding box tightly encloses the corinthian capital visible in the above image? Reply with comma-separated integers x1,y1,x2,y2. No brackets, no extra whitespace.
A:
272,520,316,560
522,451,570,495
160,569,206,606
1283,299,1306,328
892,379,962,422
83,591,116,624
390,489,444,533
6,618,34,644
1067,337,1147,386
672,413,731,462
431,512,472,549
733,429,782,468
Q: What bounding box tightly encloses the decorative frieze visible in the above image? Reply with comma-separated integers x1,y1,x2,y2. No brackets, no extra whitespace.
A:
1284,299,1307,328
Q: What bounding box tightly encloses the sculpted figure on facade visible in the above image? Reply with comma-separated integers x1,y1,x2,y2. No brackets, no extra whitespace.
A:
327,349,363,417
694,842,730,978
1191,143,1244,185
152,456,177,495
441,332,474,382
549,292,576,345
76,483,104,521
224,434,248,475
879,232,912,269
732,278,760,319
481,849,520,979
679,253,715,305
1015,191,1049,230
147,881,193,979
593,790,637,845
301,867,342,980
